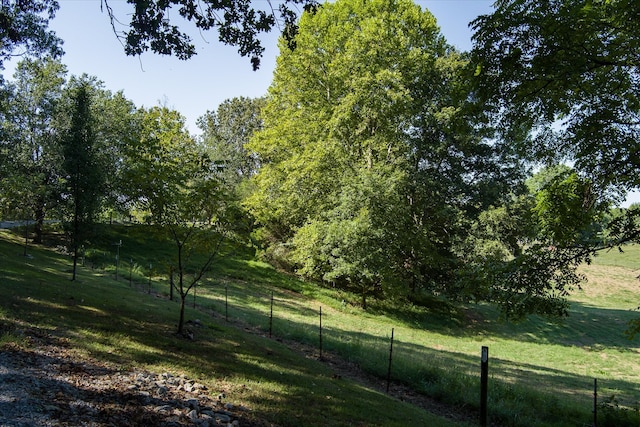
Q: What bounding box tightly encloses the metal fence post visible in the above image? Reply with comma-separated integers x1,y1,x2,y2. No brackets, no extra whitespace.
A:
481,346,489,427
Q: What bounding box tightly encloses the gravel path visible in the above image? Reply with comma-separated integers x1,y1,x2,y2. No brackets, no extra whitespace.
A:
0,329,265,427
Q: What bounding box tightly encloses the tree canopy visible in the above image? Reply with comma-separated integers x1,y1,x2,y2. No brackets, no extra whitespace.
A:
245,0,520,308
471,0,640,197
0,0,63,72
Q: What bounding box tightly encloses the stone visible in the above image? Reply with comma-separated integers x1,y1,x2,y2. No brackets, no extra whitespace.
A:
186,398,199,410
214,412,231,423
187,409,199,422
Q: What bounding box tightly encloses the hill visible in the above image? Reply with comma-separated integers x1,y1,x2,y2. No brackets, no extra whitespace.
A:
1,224,639,426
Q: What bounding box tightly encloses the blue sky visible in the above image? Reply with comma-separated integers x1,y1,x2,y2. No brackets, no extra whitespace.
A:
9,0,494,133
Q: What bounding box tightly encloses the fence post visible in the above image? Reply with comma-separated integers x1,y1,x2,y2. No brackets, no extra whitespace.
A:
386,328,394,393
481,346,489,427
593,378,597,427
148,264,152,294
319,306,323,360
269,291,274,338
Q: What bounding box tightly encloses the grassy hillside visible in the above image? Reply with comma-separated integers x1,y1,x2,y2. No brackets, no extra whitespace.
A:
2,224,640,426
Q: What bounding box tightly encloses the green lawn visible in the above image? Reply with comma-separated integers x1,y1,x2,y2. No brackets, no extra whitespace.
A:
2,225,640,426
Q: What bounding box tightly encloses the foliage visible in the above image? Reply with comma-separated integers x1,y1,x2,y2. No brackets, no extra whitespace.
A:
0,58,66,242
245,0,521,307
123,105,232,333
532,169,601,245
197,96,265,187
460,164,610,319
0,0,62,72
58,77,104,280
471,0,640,196
469,0,640,319
103,0,319,70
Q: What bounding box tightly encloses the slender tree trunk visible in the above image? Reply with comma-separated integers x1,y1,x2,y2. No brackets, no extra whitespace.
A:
72,245,78,281
33,204,45,244
71,186,80,281
169,266,174,301
178,294,186,334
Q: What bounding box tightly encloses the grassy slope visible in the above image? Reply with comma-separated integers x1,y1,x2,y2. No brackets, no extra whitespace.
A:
0,227,457,427
2,224,640,426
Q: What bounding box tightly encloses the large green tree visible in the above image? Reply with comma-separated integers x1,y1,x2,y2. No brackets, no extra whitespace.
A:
246,0,517,307
470,0,640,319
197,96,265,188
471,0,640,196
0,57,66,242
58,77,104,280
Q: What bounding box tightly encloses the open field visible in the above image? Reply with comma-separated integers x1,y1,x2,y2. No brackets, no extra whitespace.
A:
1,224,640,426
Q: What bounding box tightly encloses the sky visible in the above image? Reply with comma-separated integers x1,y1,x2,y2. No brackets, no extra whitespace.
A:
4,0,495,133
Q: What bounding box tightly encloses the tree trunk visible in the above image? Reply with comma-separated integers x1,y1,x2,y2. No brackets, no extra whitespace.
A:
178,295,186,334
169,266,174,301
71,244,78,281
33,204,45,244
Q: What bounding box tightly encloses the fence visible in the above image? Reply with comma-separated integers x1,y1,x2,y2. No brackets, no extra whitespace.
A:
89,254,640,427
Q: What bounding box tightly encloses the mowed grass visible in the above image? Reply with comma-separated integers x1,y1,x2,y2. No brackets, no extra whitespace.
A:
0,227,457,427
2,224,640,426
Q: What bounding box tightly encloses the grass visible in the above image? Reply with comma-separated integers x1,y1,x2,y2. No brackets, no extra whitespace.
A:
0,226,457,427
2,224,640,426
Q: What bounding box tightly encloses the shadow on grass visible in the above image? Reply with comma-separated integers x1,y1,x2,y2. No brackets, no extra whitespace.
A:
1,274,454,427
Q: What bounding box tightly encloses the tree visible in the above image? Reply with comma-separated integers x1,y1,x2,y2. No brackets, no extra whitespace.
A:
470,0,640,196
197,96,265,187
58,77,104,281
470,0,640,319
245,0,517,306
0,57,66,242
84,88,141,222
125,106,227,334
461,165,607,319
0,0,63,72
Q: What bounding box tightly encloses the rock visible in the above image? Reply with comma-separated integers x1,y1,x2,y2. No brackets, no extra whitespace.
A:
186,398,199,410
187,409,199,422
214,412,231,423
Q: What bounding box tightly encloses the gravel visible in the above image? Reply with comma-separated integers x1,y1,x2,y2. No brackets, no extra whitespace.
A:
0,329,267,427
